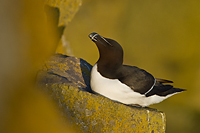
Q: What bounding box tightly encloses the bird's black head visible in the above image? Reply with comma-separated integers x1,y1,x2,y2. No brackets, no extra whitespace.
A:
89,32,123,70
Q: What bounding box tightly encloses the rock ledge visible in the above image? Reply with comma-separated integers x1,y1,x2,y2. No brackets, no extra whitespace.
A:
36,54,166,133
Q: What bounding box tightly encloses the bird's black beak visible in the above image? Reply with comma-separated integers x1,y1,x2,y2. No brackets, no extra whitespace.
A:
89,32,99,42
89,32,113,47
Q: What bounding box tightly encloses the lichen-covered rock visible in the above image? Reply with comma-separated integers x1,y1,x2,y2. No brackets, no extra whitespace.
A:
36,54,166,133
36,54,92,92
45,0,82,26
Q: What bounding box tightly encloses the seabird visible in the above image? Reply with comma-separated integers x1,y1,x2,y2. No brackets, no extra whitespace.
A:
89,32,185,107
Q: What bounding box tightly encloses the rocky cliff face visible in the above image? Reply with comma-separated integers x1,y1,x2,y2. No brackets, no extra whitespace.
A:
36,54,166,133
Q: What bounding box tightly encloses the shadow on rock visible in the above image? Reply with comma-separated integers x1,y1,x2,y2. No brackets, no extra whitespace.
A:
36,53,93,93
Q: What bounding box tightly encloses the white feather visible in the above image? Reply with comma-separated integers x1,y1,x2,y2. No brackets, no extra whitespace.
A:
90,64,178,107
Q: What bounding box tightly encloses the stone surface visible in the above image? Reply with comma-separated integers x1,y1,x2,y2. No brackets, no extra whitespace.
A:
36,54,166,133
45,0,82,26
36,54,92,92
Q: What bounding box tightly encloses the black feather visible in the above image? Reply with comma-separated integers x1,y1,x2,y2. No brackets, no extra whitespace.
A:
156,78,173,83
117,65,155,94
145,81,186,97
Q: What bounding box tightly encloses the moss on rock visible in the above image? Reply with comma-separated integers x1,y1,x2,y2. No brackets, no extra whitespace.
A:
36,54,166,133
45,0,82,26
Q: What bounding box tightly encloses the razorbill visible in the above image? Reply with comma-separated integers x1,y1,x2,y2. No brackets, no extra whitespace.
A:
89,32,185,107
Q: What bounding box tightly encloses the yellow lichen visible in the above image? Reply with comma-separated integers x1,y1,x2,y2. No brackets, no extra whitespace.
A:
45,83,166,132
45,0,82,26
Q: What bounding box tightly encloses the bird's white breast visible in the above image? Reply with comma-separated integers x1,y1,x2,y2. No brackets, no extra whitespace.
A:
90,64,173,107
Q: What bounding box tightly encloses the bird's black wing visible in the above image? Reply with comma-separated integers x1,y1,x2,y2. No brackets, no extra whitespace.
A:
155,78,173,83
145,81,186,97
117,65,155,94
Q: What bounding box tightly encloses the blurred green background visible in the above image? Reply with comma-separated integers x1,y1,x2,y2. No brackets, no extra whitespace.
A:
64,0,200,132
